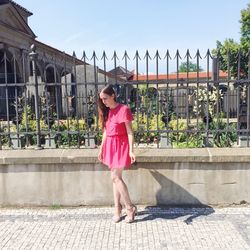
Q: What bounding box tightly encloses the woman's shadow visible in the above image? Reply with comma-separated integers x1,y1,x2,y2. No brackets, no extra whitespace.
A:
135,170,214,224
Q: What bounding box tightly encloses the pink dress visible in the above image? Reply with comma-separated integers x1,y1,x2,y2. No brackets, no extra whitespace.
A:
102,104,133,169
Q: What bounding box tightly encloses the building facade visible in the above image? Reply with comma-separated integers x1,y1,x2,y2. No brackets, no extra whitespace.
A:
0,0,119,119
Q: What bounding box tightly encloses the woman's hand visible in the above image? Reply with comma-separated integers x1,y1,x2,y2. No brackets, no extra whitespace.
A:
98,129,106,162
129,151,136,164
98,149,103,162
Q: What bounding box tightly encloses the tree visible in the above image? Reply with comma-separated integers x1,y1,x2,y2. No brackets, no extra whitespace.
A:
179,62,203,72
212,3,250,78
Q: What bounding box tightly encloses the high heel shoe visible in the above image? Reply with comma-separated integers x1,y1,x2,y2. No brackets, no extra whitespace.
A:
125,205,137,223
112,204,122,223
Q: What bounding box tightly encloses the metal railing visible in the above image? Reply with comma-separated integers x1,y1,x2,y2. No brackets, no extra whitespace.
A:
0,45,249,149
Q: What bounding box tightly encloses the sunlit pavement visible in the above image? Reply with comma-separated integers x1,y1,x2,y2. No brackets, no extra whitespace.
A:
0,206,249,249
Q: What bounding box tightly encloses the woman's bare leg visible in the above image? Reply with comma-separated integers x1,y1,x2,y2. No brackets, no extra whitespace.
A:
113,183,121,207
111,168,136,222
111,168,133,208
113,183,122,219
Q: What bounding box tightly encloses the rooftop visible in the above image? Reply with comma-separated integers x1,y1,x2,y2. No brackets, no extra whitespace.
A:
0,0,32,16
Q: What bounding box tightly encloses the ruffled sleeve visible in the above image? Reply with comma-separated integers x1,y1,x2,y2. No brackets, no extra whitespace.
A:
120,105,133,123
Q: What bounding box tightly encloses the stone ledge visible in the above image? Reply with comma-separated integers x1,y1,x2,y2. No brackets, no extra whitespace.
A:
0,148,250,165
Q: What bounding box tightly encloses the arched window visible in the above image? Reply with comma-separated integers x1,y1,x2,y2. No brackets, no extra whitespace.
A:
0,50,12,83
29,61,41,77
0,50,22,119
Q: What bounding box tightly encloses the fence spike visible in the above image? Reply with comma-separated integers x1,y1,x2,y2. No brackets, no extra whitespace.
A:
204,49,213,59
164,50,172,60
174,49,182,60
101,50,108,60
111,50,119,61
133,50,141,60
194,49,202,59
81,51,88,61
153,50,161,60
122,50,130,60
184,49,192,59
90,51,98,61
143,50,151,60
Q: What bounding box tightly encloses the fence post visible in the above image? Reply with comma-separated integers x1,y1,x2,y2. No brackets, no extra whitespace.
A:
212,57,219,82
29,44,42,149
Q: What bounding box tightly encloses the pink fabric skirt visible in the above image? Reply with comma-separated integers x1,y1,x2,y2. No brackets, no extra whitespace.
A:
102,134,132,169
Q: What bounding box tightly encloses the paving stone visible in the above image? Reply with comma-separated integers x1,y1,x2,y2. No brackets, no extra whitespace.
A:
0,206,249,249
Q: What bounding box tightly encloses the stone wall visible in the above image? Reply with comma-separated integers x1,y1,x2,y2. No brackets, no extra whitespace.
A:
0,148,249,206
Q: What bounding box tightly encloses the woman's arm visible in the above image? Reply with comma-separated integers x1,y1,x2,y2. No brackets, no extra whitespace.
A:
98,128,107,162
125,121,136,163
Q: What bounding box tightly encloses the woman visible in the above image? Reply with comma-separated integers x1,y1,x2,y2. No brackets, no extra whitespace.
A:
97,84,137,223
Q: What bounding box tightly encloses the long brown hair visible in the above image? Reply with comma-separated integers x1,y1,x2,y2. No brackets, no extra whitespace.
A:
97,84,116,130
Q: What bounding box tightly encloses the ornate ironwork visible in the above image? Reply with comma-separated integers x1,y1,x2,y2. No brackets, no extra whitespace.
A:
0,45,249,149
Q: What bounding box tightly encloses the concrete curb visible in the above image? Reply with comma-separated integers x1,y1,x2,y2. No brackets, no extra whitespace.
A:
1,148,250,164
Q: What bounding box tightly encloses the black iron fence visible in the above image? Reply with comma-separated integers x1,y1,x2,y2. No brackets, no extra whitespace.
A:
0,45,250,149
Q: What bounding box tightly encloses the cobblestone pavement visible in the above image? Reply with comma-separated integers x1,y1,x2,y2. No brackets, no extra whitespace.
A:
0,206,249,250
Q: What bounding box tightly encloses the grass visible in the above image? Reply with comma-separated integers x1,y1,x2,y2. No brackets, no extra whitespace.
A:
50,204,62,210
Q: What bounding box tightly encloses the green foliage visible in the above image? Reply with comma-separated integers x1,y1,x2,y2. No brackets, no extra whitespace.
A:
3,98,239,149
148,114,165,142
95,132,103,146
9,106,47,133
240,4,250,47
132,113,148,143
167,116,237,148
52,118,87,147
51,118,87,132
0,123,8,146
193,86,223,118
7,105,97,147
168,118,203,148
8,106,47,146
212,39,241,78
132,113,165,144
50,204,62,210
23,106,44,131
210,119,237,147
199,116,237,147
179,62,203,72
212,3,250,77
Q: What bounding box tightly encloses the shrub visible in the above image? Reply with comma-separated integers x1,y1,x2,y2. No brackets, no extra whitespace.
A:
132,113,165,144
200,118,237,147
168,118,203,148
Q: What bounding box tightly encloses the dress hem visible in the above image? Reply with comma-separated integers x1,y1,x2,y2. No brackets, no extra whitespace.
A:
102,161,132,170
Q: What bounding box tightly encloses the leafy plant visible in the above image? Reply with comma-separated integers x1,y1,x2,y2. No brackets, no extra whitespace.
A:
168,118,203,148
208,118,237,147
51,118,88,147
179,61,203,72
0,122,8,146
193,86,223,118
212,3,250,78
50,204,62,210
132,112,145,141
132,113,165,144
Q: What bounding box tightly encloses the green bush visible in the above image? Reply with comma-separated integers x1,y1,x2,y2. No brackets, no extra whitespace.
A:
8,105,94,147
200,118,237,147
168,119,203,148
7,106,47,146
51,118,89,147
132,113,165,144
0,122,9,146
